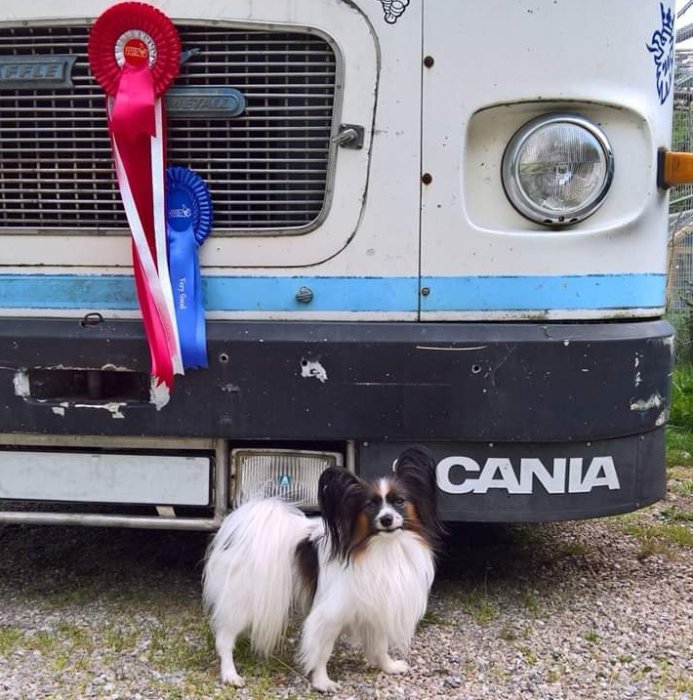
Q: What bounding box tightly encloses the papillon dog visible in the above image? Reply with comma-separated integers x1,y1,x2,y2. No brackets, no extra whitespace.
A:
202,446,444,693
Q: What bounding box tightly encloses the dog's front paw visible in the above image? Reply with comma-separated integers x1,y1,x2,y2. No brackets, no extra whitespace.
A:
221,669,245,687
311,671,340,694
380,658,409,674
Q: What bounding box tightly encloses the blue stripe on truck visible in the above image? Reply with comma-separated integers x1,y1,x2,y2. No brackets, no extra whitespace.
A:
420,273,666,311
0,273,665,312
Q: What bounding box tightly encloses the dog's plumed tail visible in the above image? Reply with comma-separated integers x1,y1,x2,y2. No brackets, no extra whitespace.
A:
203,498,311,656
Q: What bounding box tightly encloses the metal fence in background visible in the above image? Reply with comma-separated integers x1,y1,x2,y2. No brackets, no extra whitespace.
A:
667,48,693,361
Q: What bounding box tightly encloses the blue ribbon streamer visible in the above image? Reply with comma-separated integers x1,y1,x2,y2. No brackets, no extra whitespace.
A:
166,166,213,369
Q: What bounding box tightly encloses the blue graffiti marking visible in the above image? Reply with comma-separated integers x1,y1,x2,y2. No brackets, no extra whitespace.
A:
647,3,675,105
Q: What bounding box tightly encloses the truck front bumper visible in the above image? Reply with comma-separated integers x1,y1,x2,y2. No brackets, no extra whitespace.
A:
0,318,674,524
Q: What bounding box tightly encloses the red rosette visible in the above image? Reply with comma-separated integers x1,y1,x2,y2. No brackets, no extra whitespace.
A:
88,2,180,97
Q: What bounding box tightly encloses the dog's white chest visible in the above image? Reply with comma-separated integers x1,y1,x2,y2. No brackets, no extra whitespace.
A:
335,532,435,643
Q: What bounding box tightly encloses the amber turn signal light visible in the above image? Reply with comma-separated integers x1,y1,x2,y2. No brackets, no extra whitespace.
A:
657,148,693,188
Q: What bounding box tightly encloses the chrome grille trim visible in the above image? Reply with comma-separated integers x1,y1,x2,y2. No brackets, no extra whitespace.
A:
0,24,339,232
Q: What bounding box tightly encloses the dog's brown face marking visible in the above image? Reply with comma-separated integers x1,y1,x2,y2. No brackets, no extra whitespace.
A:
404,501,422,530
349,511,375,560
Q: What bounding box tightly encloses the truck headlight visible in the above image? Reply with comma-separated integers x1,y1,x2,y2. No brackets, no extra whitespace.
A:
501,114,614,226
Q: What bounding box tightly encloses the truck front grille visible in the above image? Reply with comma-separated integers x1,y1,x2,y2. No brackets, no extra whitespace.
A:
0,24,337,232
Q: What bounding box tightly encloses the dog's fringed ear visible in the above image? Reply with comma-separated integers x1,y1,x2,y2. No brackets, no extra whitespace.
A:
318,466,365,561
395,446,446,550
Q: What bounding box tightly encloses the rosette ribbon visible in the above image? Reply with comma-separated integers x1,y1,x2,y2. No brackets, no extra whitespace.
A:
166,167,213,369
88,2,182,389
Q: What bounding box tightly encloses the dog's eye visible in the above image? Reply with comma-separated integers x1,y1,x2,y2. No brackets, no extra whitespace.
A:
393,497,406,507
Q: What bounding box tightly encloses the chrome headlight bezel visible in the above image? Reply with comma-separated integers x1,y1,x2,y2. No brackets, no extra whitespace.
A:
501,113,615,227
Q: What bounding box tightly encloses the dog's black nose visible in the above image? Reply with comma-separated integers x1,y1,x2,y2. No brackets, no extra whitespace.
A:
379,514,393,528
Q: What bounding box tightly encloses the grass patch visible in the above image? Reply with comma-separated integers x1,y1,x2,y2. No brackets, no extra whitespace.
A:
669,364,693,428
498,624,518,642
666,366,693,470
17,623,96,674
666,425,693,467
621,519,693,559
518,647,538,665
0,626,24,656
521,590,542,617
150,678,243,700
673,673,693,694
419,608,445,628
661,523,693,546
104,624,140,654
659,505,693,522
52,651,72,672
584,630,600,644
671,479,693,496
461,588,497,624
510,524,552,549
147,619,216,674
146,616,307,696
557,541,589,557
54,622,94,652
668,464,693,481
547,668,563,683
28,630,62,656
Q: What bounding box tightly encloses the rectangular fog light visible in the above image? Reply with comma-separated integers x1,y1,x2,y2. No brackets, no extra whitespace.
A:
231,448,343,510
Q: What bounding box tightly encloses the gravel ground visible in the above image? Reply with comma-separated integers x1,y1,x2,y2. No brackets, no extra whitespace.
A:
0,477,692,700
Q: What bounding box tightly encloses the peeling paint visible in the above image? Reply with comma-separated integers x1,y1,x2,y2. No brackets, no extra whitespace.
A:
634,371,642,387
150,380,171,411
51,406,66,416
36,363,82,371
415,345,488,351
301,359,328,383
12,371,30,397
30,363,133,372
655,410,667,426
630,393,664,412
73,402,126,419
353,381,447,387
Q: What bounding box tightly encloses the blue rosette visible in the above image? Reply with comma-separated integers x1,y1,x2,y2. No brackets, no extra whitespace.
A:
166,166,213,369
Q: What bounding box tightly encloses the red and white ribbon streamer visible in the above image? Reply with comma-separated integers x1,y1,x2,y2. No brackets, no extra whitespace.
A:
108,98,182,380
88,2,182,388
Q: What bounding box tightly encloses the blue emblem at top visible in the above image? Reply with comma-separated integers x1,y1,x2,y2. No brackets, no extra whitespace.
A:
647,2,675,105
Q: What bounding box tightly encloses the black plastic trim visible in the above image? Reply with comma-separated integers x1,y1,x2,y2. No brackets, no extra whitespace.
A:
0,318,674,441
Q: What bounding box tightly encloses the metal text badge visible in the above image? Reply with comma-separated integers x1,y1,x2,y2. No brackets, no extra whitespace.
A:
165,87,246,119
0,55,77,89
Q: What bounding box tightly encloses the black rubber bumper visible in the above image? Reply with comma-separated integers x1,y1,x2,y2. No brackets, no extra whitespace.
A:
0,318,673,521
0,318,674,441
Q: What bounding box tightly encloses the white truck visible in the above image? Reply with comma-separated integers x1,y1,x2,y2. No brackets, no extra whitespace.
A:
0,0,681,528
